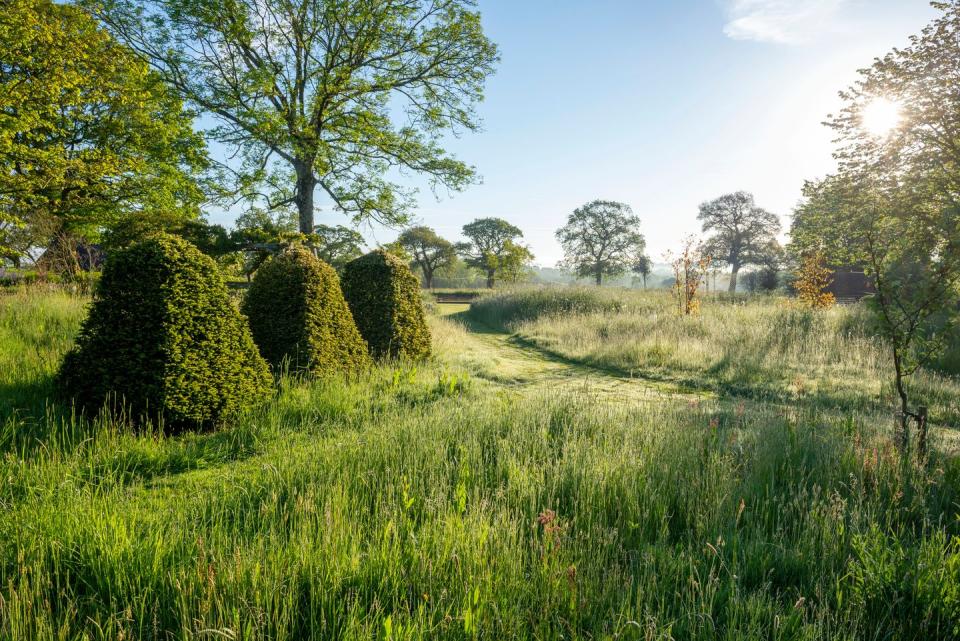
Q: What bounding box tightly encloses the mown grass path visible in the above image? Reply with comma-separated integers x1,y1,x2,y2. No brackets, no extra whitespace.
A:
435,303,711,405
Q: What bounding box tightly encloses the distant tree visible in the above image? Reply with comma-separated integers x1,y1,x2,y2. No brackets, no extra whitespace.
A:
313,225,365,271
0,0,208,264
555,200,645,286
231,209,298,280
457,218,532,288
632,255,653,289
87,0,499,234
698,192,781,293
496,240,535,284
743,243,784,293
397,226,456,289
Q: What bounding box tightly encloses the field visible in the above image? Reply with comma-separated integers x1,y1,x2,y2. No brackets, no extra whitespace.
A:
2,287,960,640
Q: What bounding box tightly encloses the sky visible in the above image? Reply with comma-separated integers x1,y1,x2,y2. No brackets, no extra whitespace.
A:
207,0,941,267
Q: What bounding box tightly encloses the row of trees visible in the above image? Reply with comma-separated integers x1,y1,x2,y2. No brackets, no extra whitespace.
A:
552,192,782,291
396,218,533,289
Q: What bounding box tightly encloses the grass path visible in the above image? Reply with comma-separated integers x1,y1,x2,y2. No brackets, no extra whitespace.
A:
434,303,713,405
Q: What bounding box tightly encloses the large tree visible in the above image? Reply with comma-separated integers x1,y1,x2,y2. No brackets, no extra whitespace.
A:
457,217,530,288
85,0,499,234
698,191,781,292
397,226,455,289
0,0,208,261
555,200,645,286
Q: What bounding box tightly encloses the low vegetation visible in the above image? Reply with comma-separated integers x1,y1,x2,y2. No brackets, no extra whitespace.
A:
57,235,272,430
1,287,960,639
242,247,370,374
342,250,432,360
471,288,960,427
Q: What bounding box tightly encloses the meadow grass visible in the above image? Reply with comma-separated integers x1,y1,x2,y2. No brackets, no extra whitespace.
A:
471,288,960,426
1,288,959,639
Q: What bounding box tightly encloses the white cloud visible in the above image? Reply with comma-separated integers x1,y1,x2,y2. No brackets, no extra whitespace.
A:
722,0,850,44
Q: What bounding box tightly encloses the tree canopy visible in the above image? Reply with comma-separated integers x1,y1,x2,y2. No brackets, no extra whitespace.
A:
556,200,645,286
697,192,781,292
312,224,365,271
457,217,531,288
85,0,499,234
0,0,208,262
397,226,455,289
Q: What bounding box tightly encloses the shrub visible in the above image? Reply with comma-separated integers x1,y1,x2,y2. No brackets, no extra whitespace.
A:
341,249,431,359
242,247,370,373
57,234,272,430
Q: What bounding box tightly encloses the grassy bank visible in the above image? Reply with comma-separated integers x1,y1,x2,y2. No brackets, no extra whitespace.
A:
1,288,960,639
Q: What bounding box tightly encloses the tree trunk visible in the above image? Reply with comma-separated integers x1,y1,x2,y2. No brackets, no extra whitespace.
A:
486,269,495,289
894,348,910,453
424,269,434,290
294,160,317,234
728,264,740,293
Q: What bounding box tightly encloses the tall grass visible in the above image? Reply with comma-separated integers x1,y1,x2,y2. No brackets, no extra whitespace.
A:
472,288,960,424
1,288,959,639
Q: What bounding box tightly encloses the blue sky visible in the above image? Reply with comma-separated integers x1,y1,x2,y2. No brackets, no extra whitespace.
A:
208,0,940,266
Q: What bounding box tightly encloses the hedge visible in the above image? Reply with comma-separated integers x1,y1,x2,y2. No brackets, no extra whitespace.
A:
341,249,431,360
57,234,272,430
242,247,370,373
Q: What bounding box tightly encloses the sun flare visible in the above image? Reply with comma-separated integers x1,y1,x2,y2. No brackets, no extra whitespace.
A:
861,98,902,137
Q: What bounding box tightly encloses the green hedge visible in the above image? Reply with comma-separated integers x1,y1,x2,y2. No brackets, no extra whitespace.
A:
242,247,370,374
57,234,272,430
341,249,431,360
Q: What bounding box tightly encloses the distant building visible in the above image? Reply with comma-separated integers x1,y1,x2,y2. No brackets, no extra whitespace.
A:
36,241,105,273
829,268,874,303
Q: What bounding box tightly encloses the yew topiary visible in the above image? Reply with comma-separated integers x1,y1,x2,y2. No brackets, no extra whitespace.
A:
241,247,370,373
57,234,272,430
341,249,431,360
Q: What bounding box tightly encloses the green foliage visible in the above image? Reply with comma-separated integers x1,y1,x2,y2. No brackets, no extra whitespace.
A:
88,0,499,233
242,247,370,374
0,0,208,256
699,192,781,293
311,224,365,271
397,226,456,289
56,234,272,429
795,4,960,445
341,249,431,360
457,218,533,288
556,200,645,286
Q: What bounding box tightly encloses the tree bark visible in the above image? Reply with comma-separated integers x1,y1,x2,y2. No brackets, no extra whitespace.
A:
424,269,434,289
728,264,740,293
294,160,317,234
486,269,495,289
595,270,602,286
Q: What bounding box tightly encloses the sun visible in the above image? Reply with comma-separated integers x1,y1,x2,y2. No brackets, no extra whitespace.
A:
861,98,902,138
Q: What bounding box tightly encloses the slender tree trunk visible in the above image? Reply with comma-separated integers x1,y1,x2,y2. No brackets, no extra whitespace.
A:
294,160,317,234
595,270,602,286
893,347,910,453
728,263,740,293
642,274,647,289
486,269,495,289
